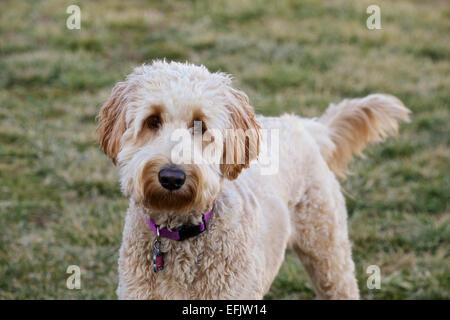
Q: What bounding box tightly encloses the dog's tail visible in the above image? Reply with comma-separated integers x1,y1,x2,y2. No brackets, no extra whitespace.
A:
308,94,411,179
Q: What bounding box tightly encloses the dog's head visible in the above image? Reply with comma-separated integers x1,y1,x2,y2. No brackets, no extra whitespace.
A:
97,61,260,215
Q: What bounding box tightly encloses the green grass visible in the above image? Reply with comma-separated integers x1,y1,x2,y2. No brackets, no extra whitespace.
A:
0,0,449,299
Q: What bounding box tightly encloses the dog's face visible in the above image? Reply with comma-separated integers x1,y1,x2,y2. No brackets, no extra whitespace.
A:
97,61,260,215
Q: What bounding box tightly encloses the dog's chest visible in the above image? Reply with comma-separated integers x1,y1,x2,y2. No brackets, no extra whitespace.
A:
145,237,224,298
124,228,259,299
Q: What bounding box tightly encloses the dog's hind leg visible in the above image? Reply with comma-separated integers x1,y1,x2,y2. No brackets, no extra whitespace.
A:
289,169,359,299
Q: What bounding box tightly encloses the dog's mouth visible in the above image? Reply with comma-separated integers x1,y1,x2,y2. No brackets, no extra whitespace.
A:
142,184,198,213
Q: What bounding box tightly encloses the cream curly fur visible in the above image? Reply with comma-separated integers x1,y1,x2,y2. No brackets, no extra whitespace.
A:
96,61,410,299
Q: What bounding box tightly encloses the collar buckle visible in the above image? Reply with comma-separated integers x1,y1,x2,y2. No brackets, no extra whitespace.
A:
176,217,206,241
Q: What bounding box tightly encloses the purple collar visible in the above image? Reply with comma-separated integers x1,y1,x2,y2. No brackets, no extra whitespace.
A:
145,204,215,241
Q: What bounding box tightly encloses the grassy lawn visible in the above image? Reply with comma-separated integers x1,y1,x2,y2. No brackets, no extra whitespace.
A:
0,0,449,299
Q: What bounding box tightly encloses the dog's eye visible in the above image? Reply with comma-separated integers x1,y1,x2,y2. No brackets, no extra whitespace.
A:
191,119,207,135
146,115,162,130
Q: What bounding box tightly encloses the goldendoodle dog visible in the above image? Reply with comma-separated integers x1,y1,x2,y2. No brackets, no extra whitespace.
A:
97,60,410,299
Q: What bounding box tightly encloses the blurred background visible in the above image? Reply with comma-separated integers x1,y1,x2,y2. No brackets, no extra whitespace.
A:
0,0,448,299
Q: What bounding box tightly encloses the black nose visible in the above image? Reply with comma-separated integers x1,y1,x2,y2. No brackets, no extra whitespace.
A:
158,167,186,191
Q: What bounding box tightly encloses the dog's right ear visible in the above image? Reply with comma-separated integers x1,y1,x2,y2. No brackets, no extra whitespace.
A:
96,81,129,165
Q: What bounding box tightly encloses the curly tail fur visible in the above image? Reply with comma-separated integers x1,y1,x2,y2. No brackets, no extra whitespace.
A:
315,94,411,178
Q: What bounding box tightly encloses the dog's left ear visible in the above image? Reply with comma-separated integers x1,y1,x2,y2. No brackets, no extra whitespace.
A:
96,81,129,165
221,88,261,180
